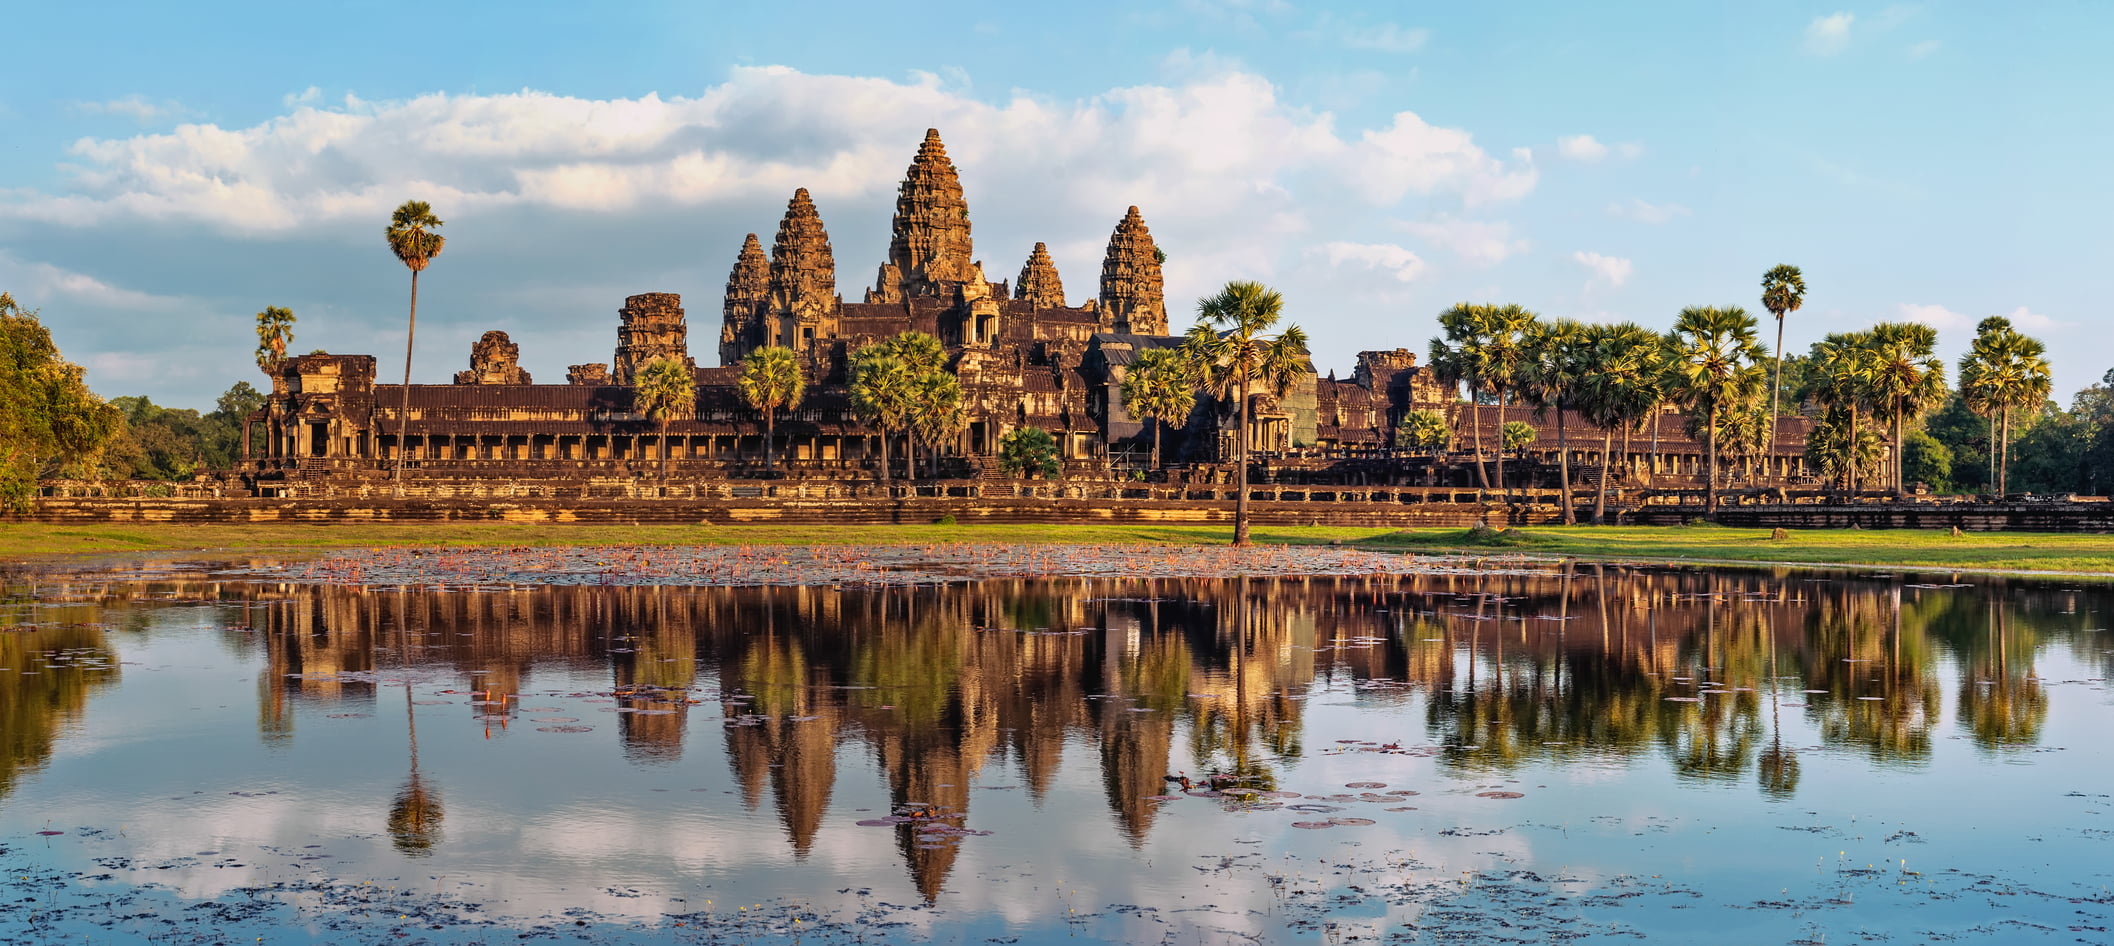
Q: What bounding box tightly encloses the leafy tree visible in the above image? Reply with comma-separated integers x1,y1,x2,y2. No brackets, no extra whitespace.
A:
385,200,445,487
210,381,266,461
1519,318,1589,522
736,345,805,472
1804,409,1885,487
1477,304,1539,496
908,369,966,479
1923,392,1990,493
254,306,296,374
1184,281,1309,547
2006,401,2089,494
849,350,915,485
1394,409,1451,454
0,293,122,508
632,357,694,479
1759,264,1806,450
1804,331,1878,492
1575,322,1665,523
1666,306,1767,518
1501,420,1536,455
1119,347,1199,470
1901,428,1953,493
107,396,210,480
997,426,1060,479
1864,322,1946,493
1959,316,2051,495
1430,306,1490,488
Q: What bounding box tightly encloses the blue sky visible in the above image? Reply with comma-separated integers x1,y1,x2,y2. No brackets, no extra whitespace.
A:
3,0,2108,409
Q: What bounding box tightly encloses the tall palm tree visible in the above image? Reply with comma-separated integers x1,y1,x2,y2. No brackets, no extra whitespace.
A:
1432,304,1492,488
737,345,806,473
1760,265,1806,453
1864,322,1947,493
1120,347,1200,470
1960,318,2050,496
1480,304,1539,498
871,331,947,475
1576,322,1663,524
1666,306,1767,519
385,201,445,489
253,306,297,373
849,350,915,485
633,357,695,481
1805,331,1877,493
1519,318,1589,523
908,369,966,479
1183,281,1309,547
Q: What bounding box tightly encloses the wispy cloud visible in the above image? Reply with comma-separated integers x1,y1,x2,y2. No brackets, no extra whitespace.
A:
1906,39,1941,59
1897,302,2070,334
1605,199,1690,224
282,86,323,108
73,95,186,123
1341,22,1429,53
1572,251,1632,289
1319,241,1427,282
1557,135,1607,162
1397,216,1526,265
1804,12,1854,56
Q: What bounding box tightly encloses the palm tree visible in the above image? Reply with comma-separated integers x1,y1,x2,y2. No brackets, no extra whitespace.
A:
908,370,966,479
1480,304,1539,498
253,306,296,373
1396,409,1452,455
1960,318,2050,496
1184,281,1309,547
871,331,947,475
1864,322,1946,493
849,350,915,485
1120,347,1200,470
1576,322,1663,524
1519,318,1589,523
385,201,445,489
632,357,695,481
1666,306,1767,519
1431,305,1492,488
1805,331,1877,493
737,345,806,473
1760,265,1807,452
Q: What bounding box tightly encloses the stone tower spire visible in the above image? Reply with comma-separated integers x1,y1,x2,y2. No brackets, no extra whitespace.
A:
872,128,975,303
612,293,694,384
1098,206,1167,335
767,188,838,351
1014,243,1066,309
720,233,770,365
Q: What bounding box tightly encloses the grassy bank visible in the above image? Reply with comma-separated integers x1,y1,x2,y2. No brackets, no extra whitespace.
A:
2,521,2109,574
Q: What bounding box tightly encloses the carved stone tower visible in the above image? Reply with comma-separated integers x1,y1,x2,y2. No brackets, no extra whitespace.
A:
612,293,694,385
1015,243,1066,309
720,232,770,366
1098,206,1167,335
767,188,839,353
871,128,976,303
454,330,531,384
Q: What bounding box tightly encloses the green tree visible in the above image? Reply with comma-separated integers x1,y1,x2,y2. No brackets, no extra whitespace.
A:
385,200,445,489
1923,392,1990,493
209,381,266,462
1479,304,1539,497
1804,410,1885,488
1900,428,1953,493
1119,347,1199,470
1430,306,1491,488
1501,420,1536,455
1959,317,2051,496
1519,318,1589,522
849,350,915,485
1184,281,1309,547
1576,322,1665,524
632,357,695,480
1395,409,1452,454
736,345,806,473
1759,265,1806,452
908,369,966,479
997,426,1060,479
0,293,123,507
1666,306,1767,518
1864,322,1947,493
254,306,296,374
1804,331,1878,492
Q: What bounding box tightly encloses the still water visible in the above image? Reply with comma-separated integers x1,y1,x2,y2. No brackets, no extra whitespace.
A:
1,557,2110,943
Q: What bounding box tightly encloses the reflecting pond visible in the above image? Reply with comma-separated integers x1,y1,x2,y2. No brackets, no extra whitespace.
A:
1,557,2110,943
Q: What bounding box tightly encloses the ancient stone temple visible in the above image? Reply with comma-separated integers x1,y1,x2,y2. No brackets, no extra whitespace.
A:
1015,243,1065,309
720,234,769,366
764,188,838,354
611,293,694,385
454,331,531,385
870,128,978,304
1099,207,1167,335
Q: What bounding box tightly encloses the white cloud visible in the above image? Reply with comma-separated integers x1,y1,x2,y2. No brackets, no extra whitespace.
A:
1396,216,1526,265
1341,23,1429,53
1571,250,1632,288
1897,302,1971,332
1319,241,1427,282
0,252,185,311
1907,39,1941,59
283,86,323,107
1349,112,1536,206
1605,198,1690,224
74,95,182,122
1997,305,2069,332
1805,12,1854,55
1557,135,1607,162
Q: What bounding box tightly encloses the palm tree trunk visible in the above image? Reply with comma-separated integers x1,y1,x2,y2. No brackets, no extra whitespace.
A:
1234,373,1251,547
1494,387,1508,500
1893,405,1905,495
878,428,891,487
1770,316,1785,461
1986,415,1996,494
661,419,671,482
1845,407,1859,493
1152,418,1162,471
1651,409,1662,482
764,407,776,473
1556,397,1574,524
1999,407,2010,496
393,269,419,491
1704,401,1719,519
1468,387,1489,489
1594,424,1613,525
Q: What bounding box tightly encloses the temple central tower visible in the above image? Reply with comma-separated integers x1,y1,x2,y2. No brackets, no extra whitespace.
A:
871,128,976,303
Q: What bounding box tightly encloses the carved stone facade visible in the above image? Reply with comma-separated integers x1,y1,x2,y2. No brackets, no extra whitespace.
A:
566,363,611,386
870,128,978,304
454,330,532,385
764,188,838,355
720,233,769,366
1098,207,1167,335
1015,243,1066,309
611,293,694,385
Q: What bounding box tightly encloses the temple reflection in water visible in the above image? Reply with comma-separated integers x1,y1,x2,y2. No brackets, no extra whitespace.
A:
2,566,2104,900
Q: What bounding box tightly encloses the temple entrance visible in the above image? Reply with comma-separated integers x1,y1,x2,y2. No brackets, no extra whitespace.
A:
309,422,329,457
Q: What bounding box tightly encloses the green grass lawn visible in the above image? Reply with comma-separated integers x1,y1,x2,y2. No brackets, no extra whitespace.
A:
2,520,2109,574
